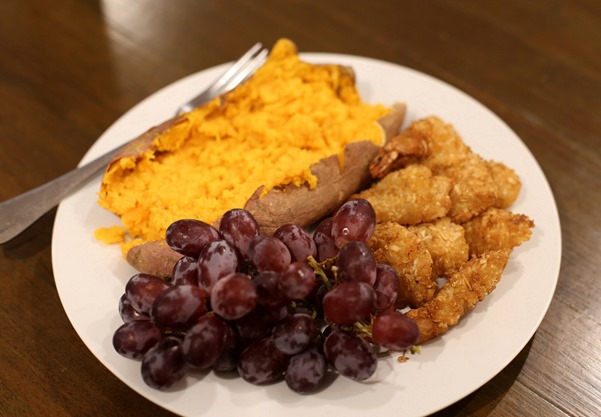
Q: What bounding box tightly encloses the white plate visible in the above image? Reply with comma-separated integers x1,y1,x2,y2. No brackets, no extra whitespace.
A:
52,53,562,417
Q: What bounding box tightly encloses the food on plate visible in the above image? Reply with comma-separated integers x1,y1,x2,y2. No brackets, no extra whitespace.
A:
353,164,453,225
486,160,522,209
369,116,520,222
408,217,469,280
463,207,534,256
100,39,535,395
126,240,184,279
358,115,534,342
405,250,510,344
440,152,498,222
96,38,404,254
243,141,381,236
368,221,436,308
112,200,420,392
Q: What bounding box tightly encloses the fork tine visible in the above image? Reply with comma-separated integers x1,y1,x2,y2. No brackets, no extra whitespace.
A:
178,43,268,114
218,48,268,93
207,42,264,92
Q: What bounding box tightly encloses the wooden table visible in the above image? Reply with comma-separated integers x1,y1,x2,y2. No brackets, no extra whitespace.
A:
1,1,599,416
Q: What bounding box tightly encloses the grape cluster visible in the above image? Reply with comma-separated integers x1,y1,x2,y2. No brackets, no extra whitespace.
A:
112,198,419,393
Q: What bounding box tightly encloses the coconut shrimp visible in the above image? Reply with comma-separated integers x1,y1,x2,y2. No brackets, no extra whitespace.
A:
405,250,510,344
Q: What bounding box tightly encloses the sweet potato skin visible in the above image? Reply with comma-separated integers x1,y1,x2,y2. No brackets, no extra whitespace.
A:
244,140,380,235
126,240,182,278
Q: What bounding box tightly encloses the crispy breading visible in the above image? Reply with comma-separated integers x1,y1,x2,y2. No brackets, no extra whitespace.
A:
405,250,510,344
369,116,504,223
437,152,498,223
408,117,498,221
415,116,471,171
463,207,534,256
355,164,452,225
486,160,522,209
368,222,436,308
409,217,469,279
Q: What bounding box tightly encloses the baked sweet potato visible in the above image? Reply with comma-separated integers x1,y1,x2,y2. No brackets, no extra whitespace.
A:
96,38,407,275
124,108,405,277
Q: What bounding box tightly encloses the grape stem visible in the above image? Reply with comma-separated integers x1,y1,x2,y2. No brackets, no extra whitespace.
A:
307,256,334,290
353,320,373,340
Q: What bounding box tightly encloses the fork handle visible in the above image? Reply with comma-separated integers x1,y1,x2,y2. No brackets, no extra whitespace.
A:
0,116,182,244
0,144,125,244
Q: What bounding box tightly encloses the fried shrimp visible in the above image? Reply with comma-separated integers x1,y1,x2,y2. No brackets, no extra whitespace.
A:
463,207,534,256
355,164,452,225
369,116,508,223
368,222,436,309
369,129,430,179
369,116,468,178
405,250,510,344
363,114,534,346
438,152,498,222
408,217,469,279
486,160,522,209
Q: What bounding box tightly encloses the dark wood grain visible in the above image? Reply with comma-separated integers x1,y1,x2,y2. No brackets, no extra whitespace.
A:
1,1,599,416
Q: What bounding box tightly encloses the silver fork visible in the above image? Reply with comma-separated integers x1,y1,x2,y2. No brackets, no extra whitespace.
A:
0,43,268,244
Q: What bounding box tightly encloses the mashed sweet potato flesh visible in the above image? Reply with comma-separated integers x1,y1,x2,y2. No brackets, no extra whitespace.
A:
97,39,390,245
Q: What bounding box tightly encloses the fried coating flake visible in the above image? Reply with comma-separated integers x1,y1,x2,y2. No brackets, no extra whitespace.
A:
438,152,498,223
405,250,510,344
355,164,452,225
408,217,469,279
486,160,522,209
368,222,436,308
463,207,534,256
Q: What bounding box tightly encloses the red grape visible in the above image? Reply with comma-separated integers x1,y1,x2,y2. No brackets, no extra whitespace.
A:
274,224,317,262
118,293,148,323
125,273,171,315
219,209,260,261
331,199,376,247
272,314,320,355
234,305,287,342
197,239,239,294
212,324,240,373
238,337,289,385
141,336,187,389
150,284,207,330
279,262,315,300
373,264,400,312
323,330,377,381
322,281,376,325
337,241,377,286
182,314,228,369
171,256,199,286
285,347,326,394
371,311,419,351
112,320,162,359
166,219,221,257
248,235,291,273
253,270,288,310
210,273,258,320
313,217,339,262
